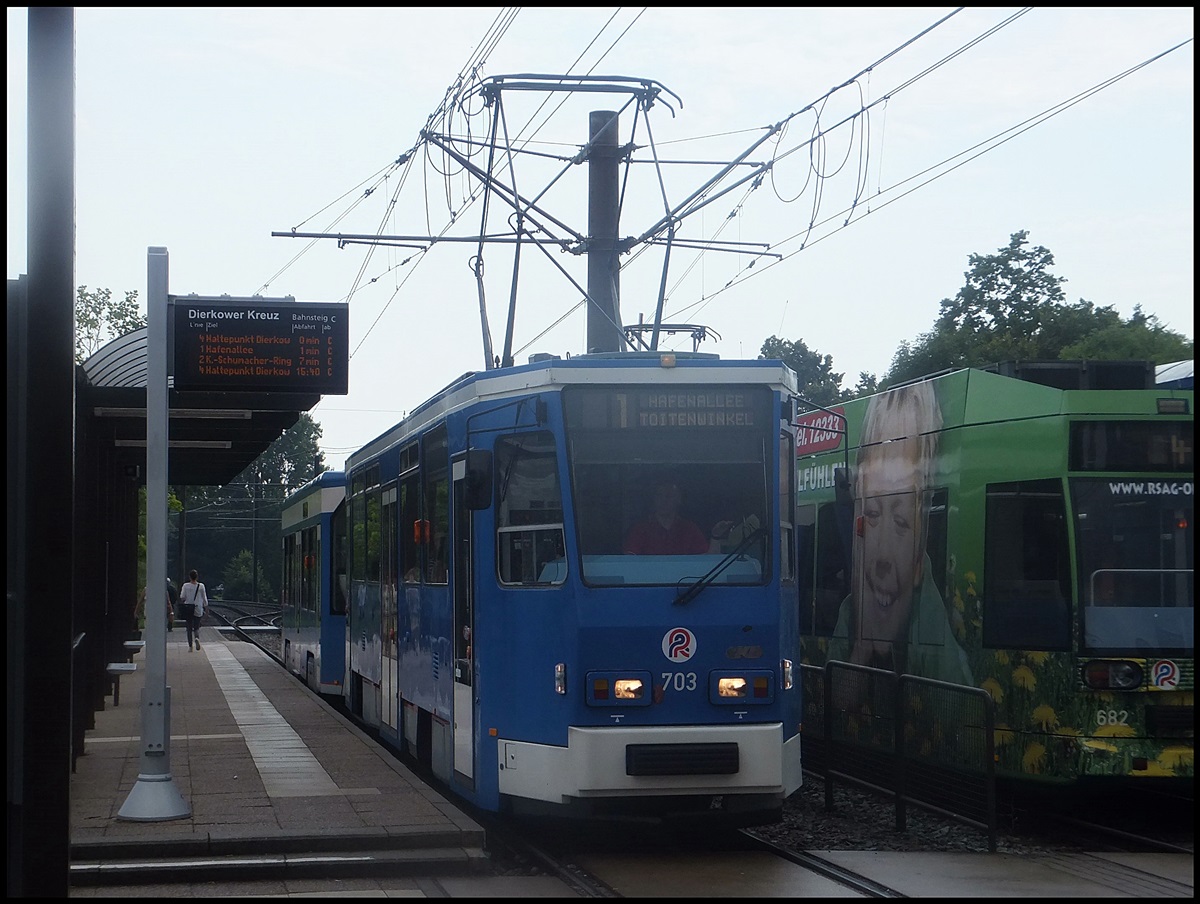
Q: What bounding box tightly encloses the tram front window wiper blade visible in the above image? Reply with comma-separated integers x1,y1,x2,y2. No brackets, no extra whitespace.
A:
673,526,766,606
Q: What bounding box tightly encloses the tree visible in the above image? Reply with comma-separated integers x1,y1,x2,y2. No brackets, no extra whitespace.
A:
77,285,182,590
220,549,274,604
759,336,848,407
884,231,1193,385
75,285,144,363
1060,305,1192,362
177,414,327,605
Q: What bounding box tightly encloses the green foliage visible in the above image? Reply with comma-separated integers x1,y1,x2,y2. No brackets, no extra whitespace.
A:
221,549,274,603
174,414,326,604
136,485,184,596
244,413,327,494
883,231,1193,386
1059,305,1193,362
759,336,847,407
76,285,144,363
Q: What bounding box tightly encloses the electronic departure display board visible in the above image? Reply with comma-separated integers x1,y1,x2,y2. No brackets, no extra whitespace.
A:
172,295,349,394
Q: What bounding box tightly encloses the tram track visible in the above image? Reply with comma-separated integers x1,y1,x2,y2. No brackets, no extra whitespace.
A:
736,832,906,897
1041,813,1194,855
217,614,1192,897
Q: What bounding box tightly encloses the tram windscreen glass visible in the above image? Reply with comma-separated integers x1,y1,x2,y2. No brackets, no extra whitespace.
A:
563,386,771,587
1070,420,1193,473
1071,476,1193,655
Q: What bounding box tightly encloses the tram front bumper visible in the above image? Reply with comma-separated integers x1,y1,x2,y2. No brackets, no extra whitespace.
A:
497,723,801,804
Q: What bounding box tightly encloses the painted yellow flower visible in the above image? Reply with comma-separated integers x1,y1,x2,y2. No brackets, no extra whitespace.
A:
1031,704,1059,731
993,723,1014,746
1013,665,1036,691
965,570,977,586
1057,726,1081,737
1157,746,1194,770
1025,651,1049,666
1094,722,1136,738
1022,741,1047,773
952,589,965,612
994,650,1010,666
1081,739,1118,753
981,677,1004,703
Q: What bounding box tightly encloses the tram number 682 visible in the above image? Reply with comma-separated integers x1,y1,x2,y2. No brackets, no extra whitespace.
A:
662,672,698,692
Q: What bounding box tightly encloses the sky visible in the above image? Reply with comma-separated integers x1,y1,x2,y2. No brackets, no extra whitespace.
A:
8,7,1195,467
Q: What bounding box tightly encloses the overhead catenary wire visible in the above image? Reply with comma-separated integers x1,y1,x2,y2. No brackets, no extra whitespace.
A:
672,35,1195,323
258,10,1188,459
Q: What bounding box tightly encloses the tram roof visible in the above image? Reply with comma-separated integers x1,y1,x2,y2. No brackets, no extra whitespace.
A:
1156,360,1193,389
80,327,321,486
347,351,799,470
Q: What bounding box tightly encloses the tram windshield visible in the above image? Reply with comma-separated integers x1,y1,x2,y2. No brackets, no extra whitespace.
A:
1072,476,1194,655
563,385,772,587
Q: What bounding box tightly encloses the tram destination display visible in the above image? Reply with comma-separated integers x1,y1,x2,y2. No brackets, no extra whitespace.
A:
172,296,349,394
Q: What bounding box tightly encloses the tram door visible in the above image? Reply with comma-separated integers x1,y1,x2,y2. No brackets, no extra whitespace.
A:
450,455,475,784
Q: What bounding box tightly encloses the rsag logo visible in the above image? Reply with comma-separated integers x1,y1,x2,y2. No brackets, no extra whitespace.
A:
662,627,695,662
1151,660,1180,689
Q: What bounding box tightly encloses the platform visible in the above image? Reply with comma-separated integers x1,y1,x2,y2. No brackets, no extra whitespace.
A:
69,626,579,897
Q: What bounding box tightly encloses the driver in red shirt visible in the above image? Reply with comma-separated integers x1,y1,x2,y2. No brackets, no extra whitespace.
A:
624,481,731,555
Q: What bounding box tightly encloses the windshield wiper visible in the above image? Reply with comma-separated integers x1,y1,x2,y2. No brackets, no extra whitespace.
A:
673,526,766,606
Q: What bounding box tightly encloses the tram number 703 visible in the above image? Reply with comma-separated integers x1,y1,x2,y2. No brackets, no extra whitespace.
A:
662,672,698,692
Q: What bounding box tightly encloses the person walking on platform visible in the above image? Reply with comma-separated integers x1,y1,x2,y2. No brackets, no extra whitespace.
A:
180,569,209,651
139,582,175,632
167,578,180,631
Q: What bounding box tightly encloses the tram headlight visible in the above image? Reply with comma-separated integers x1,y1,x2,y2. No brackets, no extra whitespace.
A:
586,671,652,706
1081,659,1144,690
614,678,645,699
718,677,748,697
709,670,775,704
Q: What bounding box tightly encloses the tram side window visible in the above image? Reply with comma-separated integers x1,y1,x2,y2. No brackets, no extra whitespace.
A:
381,484,397,649
925,488,948,601
303,525,320,615
983,478,1071,650
496,430,565,585
399,447,421,583
350,470,367,588
796,504,817,633
331,501,348,615
779,432,795,583
366,467,382,585
283,533,297,609
424,426,450,584
813,501,849,636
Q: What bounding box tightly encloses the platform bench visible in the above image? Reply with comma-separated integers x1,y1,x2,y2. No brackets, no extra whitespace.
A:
106,662,137,706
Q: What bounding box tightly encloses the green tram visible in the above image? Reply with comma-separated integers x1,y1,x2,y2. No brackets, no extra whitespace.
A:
796,361,1193,787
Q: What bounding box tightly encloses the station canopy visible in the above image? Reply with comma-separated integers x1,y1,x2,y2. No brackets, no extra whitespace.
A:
81,327,321,486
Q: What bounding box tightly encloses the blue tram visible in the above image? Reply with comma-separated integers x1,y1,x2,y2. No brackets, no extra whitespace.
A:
280,469,349,696
341,351,804,825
